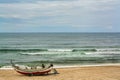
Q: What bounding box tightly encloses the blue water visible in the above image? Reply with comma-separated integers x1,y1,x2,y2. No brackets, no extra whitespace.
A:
0,33,120,67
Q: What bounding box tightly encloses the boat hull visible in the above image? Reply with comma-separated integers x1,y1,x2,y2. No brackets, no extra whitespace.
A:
15,68,52,76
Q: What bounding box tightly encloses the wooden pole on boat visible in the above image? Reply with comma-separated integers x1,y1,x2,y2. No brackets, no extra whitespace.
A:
10,59,15,67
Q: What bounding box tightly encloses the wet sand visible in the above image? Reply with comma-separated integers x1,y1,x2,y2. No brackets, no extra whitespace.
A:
0,66,120,80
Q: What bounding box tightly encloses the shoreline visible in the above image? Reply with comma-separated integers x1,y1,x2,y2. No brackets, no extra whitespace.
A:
1,63,120,70
0,65,120,80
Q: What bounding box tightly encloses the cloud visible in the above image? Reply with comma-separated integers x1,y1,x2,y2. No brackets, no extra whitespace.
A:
0,0,119,30
0,0,75,3
0,0,117,20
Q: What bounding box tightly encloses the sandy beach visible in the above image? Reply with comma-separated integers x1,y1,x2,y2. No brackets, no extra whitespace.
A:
0,65,120,80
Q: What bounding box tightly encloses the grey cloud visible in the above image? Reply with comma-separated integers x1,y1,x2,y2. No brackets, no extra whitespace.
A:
0,0,119,29
0,0,75,3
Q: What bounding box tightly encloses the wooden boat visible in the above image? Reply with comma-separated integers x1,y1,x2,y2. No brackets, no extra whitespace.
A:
10,60,57,76
14,66,52,76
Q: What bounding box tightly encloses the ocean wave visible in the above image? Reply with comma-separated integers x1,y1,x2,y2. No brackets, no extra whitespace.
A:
1,48,120,55
0,48,97,52
48,49,72,52
48,49,97,52
97,48,120,52
21,52,56,55
0,66,13,70
72,49,97,52
1,63,120,70
20,51,72,55
0,49,48,52
20,51,86,56
93,52,120,55
44,48,97,52
0,48,73,52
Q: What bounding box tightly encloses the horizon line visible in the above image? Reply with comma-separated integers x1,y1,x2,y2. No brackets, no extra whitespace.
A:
0,32,120,33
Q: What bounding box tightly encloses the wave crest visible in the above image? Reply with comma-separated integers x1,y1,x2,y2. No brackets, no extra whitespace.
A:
0,49,48,52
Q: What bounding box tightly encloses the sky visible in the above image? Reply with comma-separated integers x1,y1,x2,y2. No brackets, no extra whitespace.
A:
0,0,120,32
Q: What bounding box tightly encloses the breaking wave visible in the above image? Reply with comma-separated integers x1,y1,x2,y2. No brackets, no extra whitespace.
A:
0,49,48,52
0,48,98,52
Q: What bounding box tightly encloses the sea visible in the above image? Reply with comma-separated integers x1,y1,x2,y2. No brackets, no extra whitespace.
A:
0,33,120,68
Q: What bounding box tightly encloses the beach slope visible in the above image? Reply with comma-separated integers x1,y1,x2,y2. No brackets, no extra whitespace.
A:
0,66,120,80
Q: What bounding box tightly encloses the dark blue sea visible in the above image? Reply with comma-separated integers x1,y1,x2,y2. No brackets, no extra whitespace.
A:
0,33,120,67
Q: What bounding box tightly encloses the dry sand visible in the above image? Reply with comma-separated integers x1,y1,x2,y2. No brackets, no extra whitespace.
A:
0,66,120,80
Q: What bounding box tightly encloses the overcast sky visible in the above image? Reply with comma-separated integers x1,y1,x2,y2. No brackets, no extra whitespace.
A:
0,0,120,32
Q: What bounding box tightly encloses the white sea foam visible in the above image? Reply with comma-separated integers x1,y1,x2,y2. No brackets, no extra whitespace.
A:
55,63,120,69
48,49,72,52
21,51,69,55
20,50,69,55
21,51,120,55
0,66,13,70
1,63,120,70
97,48,120,52
21,52,48,55
0,64,30,70
85,51,120,55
